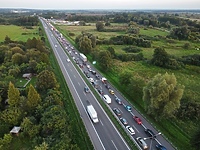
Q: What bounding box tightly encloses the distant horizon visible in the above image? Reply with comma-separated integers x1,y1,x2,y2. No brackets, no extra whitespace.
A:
1,0,200,10
0,7,200,11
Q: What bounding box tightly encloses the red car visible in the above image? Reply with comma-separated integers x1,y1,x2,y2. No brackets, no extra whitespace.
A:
133,116,142,125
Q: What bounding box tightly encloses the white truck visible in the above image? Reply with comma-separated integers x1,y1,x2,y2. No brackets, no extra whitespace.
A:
80,53,87,62
87,105,99,123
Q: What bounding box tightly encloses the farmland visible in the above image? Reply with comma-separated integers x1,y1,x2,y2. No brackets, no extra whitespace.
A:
56,22,200,150
0,25,40,42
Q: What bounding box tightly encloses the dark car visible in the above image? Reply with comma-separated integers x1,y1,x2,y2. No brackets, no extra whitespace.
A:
96,74,100,80
133,116,142,125
79,63,83,68
145,129,156,138
120,117,128,126
84,86,89,93
91,70,96,75
86,74,90,78
98,89,103,95
115,97,122,105
156,144,167,150
113,108,121,116
105,84,110,89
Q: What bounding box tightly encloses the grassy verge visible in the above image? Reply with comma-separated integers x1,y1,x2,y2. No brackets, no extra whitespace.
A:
40,22,93,150
102,69,191,150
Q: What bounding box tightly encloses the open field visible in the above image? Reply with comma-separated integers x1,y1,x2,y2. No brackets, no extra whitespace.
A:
0,25,40,42
57,23,200,150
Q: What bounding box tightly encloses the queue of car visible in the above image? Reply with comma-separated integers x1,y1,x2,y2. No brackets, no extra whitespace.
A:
52,26,167,150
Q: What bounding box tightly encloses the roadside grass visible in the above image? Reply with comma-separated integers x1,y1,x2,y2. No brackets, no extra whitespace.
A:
0,25,40,42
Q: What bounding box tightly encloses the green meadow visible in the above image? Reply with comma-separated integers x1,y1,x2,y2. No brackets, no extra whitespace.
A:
0,25,40,42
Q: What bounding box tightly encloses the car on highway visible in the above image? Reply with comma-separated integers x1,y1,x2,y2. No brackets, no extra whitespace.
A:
144,128,156,138
120,117,128,126
91,70,96,75
124,105,131,112
103,95,111,104
84,86,89,93
156,144,167,150
55,44,57,47
109,89,114,95
115,97,122,105
96,74,100,80
105,84,110,89
89,78,94,83
66,58,70,62
136,137,148,150
79,63,83,68
133,116,142,125
97,89,104,95
126,126,135,135
113,108,121,116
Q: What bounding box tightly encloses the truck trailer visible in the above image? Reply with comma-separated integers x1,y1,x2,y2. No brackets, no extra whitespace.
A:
87,105,99,123
80,53,87,62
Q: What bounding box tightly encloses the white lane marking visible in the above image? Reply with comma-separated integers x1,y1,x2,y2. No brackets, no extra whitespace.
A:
78,82,80,86
100,120,104,126
130,111,134,116
132,124,139,133
118,108,123,114
111,140,118,150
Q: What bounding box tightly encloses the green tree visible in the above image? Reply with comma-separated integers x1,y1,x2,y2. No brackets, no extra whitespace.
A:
107,47,115,58
98,51,112,71
34,142,49,150
8,82,20,107
0,45,9,63
4,35,12,44
143,73,184,120
79,36,92,54
191,125,200,150
21,117,40,139
12,53,26,65
0,133,12,150
1,107,23,125
36,70,58,92
151,47,170,68
119,71,132,85
27,85,41,111
96,21,104,31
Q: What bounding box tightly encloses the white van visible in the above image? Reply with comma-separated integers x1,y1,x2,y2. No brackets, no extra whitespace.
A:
103,95,111,104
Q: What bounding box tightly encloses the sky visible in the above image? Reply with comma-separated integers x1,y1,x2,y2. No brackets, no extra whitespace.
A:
0,0,200,10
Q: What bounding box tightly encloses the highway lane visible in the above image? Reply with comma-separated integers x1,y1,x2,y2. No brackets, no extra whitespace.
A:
41,18,131,150
55,28,175,150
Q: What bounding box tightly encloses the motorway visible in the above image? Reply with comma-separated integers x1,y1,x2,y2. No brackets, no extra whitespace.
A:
41,17,175,150
40,18,131,150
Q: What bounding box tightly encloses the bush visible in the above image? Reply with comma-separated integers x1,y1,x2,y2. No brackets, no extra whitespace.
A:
123,46,142,53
